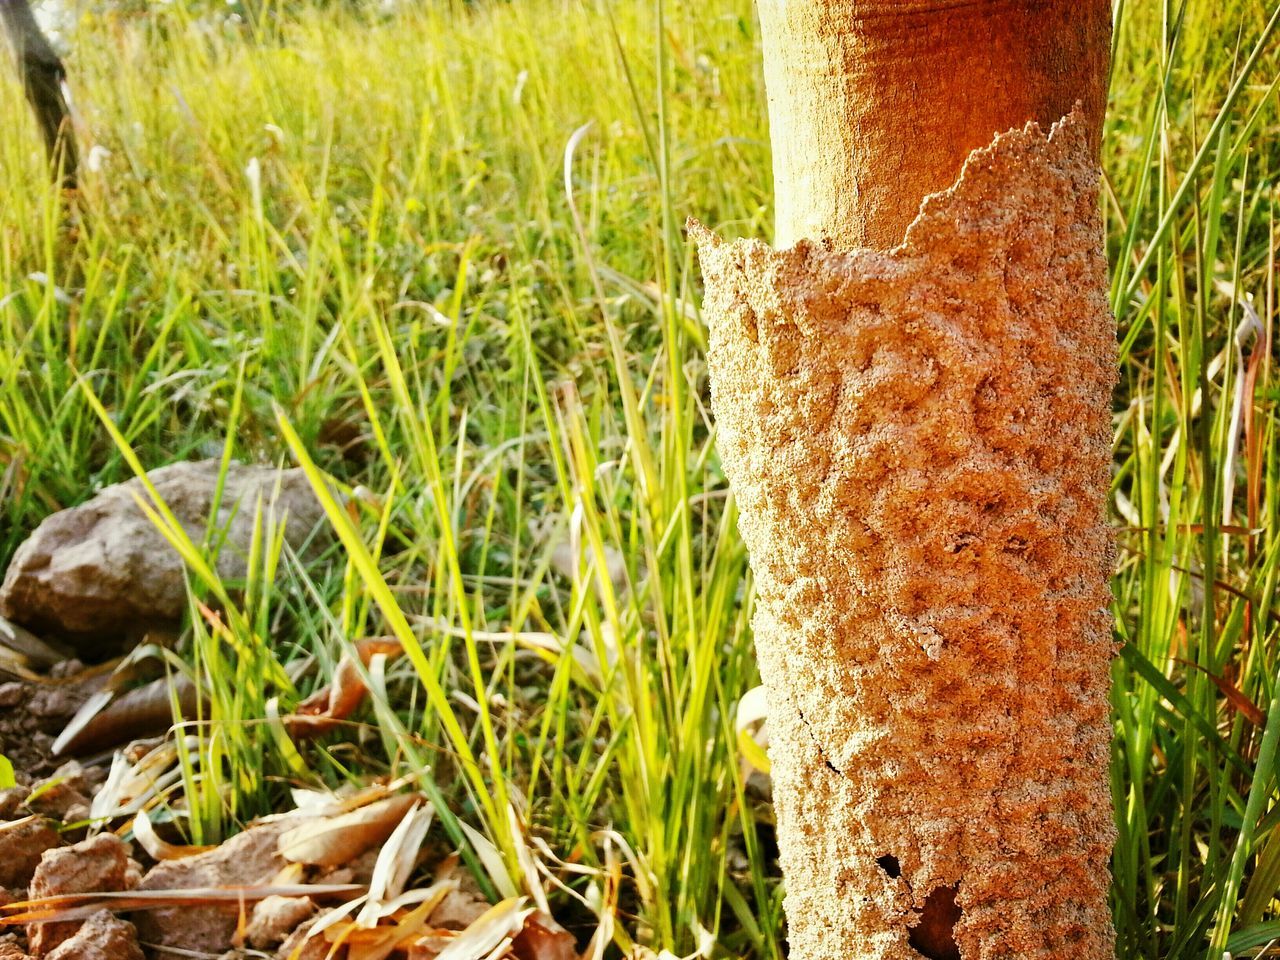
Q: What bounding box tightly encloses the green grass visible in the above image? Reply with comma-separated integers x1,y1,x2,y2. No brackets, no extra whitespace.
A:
1,0,1278,957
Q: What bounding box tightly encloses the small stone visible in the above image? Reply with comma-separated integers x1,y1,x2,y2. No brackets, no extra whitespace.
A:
27,833,132,956
135,818,293,953
275,920,329,960
60,804,90,826
0,817,61,889
315,866,354,885
246,896,315,949
26,763,90,820
44,910,143,960
0,685,24,709
0,789,28,821
511,915,578,960
47,662,84,681
25,690,79,722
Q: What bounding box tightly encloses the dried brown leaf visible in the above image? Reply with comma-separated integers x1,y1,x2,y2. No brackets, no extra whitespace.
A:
286,638,404,740
279,794,420,868
53,675,202,757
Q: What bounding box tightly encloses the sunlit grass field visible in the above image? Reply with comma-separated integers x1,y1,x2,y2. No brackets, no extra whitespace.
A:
2,0,1280,956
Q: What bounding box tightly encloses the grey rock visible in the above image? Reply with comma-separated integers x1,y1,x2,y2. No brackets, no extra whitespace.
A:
0,461,328,648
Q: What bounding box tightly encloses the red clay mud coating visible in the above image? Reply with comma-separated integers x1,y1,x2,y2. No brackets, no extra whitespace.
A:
692,113,1117,959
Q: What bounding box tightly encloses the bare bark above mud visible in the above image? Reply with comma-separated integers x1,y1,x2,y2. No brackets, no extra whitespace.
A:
757,0,1110,250
693,113,1117,959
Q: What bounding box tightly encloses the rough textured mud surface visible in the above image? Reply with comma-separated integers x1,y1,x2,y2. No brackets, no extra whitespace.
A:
694,113,1116,959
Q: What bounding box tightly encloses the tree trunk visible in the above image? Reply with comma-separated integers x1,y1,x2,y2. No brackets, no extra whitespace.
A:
693,3,1116,958
760,0,1110,251
1,0,77,190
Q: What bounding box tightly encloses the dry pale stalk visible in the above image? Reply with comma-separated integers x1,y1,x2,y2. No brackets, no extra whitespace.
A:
694,5,1117,955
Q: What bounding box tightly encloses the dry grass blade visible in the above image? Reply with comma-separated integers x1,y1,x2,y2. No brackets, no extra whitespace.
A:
460,822,519,901
0,884,364,924
0,614,68,670
89,737,198,821
356,801,437,924
431,898,534,960
1177,659,1268,726
279,793,422,867
340,895,443,960
132,808,217,860
733,685,770,776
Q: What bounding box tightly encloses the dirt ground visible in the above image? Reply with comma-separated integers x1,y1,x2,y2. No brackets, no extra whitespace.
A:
0,665,104,781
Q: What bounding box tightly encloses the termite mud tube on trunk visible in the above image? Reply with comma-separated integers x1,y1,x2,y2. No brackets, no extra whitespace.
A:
692,2,1117,958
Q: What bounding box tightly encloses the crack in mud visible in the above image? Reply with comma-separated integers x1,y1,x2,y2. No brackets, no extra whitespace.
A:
793,698,846,778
